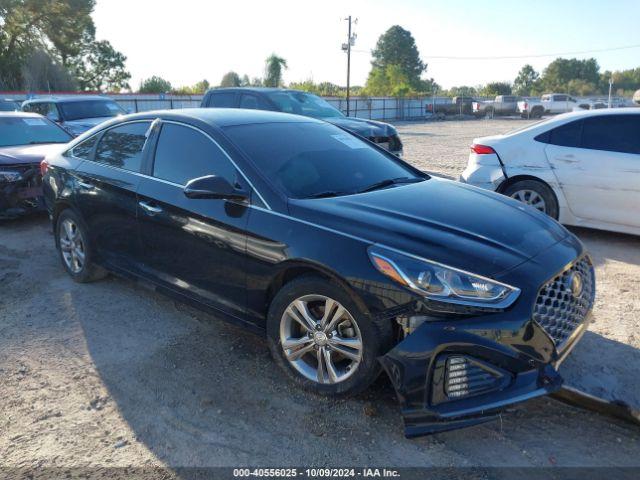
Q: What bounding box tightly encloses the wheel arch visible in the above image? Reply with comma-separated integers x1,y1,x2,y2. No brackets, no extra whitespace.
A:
265,260,370,317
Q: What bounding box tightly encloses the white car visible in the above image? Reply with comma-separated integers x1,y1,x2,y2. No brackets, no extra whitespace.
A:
461,108,640,236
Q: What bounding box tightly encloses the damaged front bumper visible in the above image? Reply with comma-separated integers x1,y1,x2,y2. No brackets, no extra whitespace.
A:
0,164,45,219
379,312,591,437
378,242,595,437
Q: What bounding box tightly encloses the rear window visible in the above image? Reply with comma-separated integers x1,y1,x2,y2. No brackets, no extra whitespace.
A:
223,121,418,199
207,92,236,107
548,120,583,147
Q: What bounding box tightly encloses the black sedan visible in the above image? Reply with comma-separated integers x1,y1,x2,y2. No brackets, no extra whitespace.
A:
42,109,595,437
0,112,72,219
201,88,403,156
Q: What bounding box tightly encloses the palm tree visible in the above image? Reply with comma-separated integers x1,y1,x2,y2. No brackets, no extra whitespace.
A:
264,54,287,87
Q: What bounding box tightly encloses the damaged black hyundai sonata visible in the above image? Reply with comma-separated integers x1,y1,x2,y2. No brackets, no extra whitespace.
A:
42,109,595,437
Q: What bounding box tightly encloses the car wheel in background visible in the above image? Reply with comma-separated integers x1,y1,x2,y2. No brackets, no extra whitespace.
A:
55,209,107,283
503,180,559,219
532,107,544,118
267,275,393,397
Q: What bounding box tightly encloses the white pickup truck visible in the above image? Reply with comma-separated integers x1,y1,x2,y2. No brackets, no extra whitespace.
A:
517,93,578,118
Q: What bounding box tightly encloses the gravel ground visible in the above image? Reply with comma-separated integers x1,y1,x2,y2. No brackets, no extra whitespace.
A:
1,118,639,473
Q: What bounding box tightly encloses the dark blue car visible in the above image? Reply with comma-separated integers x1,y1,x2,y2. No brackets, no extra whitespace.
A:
42,108,594,437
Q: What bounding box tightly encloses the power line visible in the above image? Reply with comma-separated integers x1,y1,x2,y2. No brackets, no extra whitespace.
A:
350,43,640,60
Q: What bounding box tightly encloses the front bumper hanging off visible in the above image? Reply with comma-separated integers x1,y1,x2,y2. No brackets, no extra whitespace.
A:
378,311,592,437
0,165,45,219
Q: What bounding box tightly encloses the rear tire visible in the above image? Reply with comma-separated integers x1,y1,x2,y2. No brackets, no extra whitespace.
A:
55,209,108,283
266,275,393,397
502,180,559,219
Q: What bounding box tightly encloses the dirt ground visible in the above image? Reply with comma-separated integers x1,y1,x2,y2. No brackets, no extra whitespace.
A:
1,118,639,473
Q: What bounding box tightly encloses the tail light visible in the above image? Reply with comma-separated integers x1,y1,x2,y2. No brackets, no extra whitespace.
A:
523,102,528,111
40,159,49,176
470,144,496,155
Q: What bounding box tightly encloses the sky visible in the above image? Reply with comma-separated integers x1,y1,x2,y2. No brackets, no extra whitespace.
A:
93,0,640,90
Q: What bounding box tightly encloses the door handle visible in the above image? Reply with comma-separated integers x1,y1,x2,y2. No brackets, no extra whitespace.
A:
139,200,163,215
77,180,95,190
556,155,579,163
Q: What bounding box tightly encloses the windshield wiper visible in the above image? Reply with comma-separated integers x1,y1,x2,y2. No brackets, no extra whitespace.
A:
304,190,350,199
356,176,424,194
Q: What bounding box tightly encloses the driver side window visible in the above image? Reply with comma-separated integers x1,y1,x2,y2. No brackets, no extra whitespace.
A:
152,123,237,186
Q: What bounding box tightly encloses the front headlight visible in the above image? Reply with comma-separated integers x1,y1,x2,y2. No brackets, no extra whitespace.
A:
368,246,520,308
0,170,23,183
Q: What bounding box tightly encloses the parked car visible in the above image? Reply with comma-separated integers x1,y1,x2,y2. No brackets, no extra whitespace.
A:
0,99,20,111
472,95,520,117
201,88,403,156
574,99,607,111
427,96,475,116
518,93,578,118
43,108,594,437
461,108,640,236
0,112,72,219
22,95,126,136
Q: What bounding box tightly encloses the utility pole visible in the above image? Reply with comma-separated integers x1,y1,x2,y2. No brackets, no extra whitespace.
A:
608,77,613,108
342,16,356,117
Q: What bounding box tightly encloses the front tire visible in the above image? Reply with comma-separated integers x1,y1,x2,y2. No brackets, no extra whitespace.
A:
502,180,559,219
55,209,107,283
267,276,393,397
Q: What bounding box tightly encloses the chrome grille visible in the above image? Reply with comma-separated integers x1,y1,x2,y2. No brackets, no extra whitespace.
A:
533,256,595,348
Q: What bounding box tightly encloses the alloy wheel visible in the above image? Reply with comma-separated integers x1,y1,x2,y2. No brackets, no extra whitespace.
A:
59,219,86,273
279,295,363,385
510,189,547,213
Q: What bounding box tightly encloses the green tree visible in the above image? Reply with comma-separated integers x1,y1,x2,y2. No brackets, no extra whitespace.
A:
368,25,426,91
513,64,540,95
240,74,250,87
446,86,477,97
541,58,600,93
70,40,130,91
480,81,512,97
21,49,77,91
139,76,172,94
264,54,287,87
0,0,129,91
220,71,241,87
172,79,210,95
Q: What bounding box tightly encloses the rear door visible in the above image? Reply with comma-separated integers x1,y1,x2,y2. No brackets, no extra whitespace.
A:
545,114,640,227
136,121,251,318
73,120,152,271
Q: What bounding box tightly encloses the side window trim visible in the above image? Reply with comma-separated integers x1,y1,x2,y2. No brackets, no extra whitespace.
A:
85,119,153,173
151,120,271,209
67,132,101,161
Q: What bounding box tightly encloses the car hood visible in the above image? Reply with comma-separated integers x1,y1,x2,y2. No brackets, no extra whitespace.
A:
290,178,569,277
325,117,397,138
0,144,66,165
63,117,113,133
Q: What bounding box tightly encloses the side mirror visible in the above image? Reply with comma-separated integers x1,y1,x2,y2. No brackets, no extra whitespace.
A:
184,175,248,202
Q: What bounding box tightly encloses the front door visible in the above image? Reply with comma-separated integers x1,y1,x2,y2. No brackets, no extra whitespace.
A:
546,114,640,227
136,121,250,319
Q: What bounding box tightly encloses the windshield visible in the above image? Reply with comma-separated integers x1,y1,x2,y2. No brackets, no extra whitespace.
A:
0,117,72,147
224,121,422,199
0,101,19,112
266,92,344,119
58,100,125,121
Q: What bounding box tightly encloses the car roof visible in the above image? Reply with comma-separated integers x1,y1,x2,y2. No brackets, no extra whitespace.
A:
116,107,323,128
0,111,46,119
551,107,640,121
23,95,113,104
206,87,317,96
